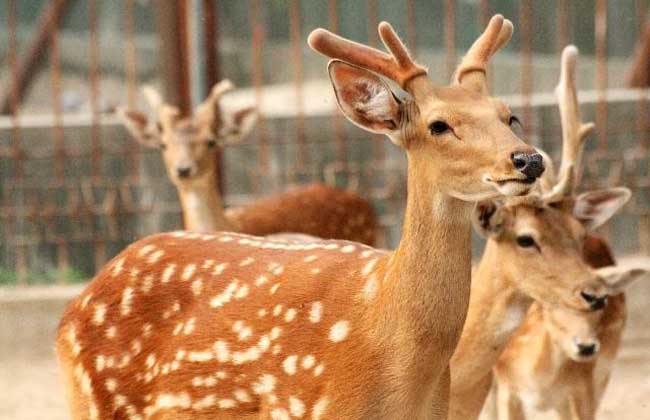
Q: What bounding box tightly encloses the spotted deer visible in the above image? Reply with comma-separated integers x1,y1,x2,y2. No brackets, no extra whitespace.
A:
447,46,638,420
489,256,650,420
118,81,378,245
56,15,546,420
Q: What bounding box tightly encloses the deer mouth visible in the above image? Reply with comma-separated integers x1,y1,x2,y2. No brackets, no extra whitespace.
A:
483,175,537,197
495,177,537,185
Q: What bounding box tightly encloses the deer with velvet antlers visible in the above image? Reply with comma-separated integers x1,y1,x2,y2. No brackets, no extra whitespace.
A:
446,46,647,420
56,15,545,420
118,81,378,245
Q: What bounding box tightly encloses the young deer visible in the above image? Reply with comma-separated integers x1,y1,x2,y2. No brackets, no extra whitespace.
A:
447,46,634,420
118,81,378,245
56,16,546,420
490,257,650,420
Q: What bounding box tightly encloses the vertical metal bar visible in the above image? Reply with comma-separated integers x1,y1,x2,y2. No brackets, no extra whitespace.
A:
48,2,68,281
444,0,456,80
88,0,106,272
123,0,139,180
201,0,224,194
594,0,608,151
405,0,417,55
7,0,27,284
249,0,269,187
557,0,569,50
519,0,533,138
289,0,306,180
88,0,101,180
328,0,346,168
154,0,192,115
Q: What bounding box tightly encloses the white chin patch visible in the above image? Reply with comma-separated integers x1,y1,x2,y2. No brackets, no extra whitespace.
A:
495,181,533,197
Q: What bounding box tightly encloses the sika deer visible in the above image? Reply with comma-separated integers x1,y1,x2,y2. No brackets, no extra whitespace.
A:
490,258,650,420
56,15,544,420
447,46,634,420
118,81,378,245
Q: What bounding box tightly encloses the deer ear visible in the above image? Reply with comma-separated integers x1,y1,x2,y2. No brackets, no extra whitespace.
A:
328,60,403,145
116,107,162,148
573,188,631,231
596,263,650,295
472,200,505,238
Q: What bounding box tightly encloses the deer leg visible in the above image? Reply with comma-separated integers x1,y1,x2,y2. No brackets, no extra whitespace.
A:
496,385,525,420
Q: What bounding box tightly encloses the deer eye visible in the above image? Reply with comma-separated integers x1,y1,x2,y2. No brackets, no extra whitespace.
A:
158,143,167,151
429,121,450,135
207,139,217,148
508,115,521,128
516,235,537,248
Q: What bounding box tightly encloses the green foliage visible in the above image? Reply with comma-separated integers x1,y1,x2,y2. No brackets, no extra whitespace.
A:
0,267,88,286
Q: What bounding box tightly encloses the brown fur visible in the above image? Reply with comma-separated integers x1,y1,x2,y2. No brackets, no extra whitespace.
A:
488,236,632,420
119,83,378,245
57,16,543,420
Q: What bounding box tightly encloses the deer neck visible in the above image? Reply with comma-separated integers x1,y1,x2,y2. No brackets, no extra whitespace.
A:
450,240,533,390
176,175,233,232
378,157,473,372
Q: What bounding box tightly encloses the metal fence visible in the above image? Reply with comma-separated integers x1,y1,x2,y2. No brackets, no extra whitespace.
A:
1,0,649,284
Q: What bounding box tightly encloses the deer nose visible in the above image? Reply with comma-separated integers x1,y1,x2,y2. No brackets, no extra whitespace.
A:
580,291,607,311
576,342,597,357
511,152,545,179
177,167,192,178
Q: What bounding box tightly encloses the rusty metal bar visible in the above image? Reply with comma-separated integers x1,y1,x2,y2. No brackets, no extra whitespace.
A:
556,0,569,50
47,1,68,282
444,0,456,80
123,0,139,180
201,0,225,194
249,0,269,187
595,0,608,151
519,0,534,139
289,0,307,179
0,0,70,115
327,0,347,169
88,0,102,180
154,0,192,115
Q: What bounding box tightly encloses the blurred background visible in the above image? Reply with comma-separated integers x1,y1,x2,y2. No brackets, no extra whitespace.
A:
1,1,649,419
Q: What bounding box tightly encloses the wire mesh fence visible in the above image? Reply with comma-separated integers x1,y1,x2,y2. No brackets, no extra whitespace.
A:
1,0,649,284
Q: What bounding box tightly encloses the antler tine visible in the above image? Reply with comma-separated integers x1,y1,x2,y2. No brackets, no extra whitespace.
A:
545,46,595,202
308,24,426,89
455,15,512,93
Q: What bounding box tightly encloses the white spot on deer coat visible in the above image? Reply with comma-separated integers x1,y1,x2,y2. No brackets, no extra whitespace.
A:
311,268,321,275
329,321,349,342
283,355,298,375
188,351,213,362
312,397,329,420
301,355,316,370
255,275,269,286
218,398,237,409
362,258,379,276
111,258,125,276
233,388,252,403
80,294,92,309
147,250,165,264
192,394,216,410
213,262,228,275
309,302,323,323
210,280,240,308
161,264,176,283
240,257,255,266
235,284,249,299
213,340,231,363
95,355,106,372
314,363,324,377
284,308,297,322
191,278,203,296
341,245,356,253
252,373,276,394
273,304,284,317
105,326,117,339
93,303,107,326
304,255,318,263
201,259,215,269
271,408,290,420
363,275,378,301
120,287,134,317
270,283,280,295
105,378,118,393
141,275,154,293
181,263,197,281
289,396,306,418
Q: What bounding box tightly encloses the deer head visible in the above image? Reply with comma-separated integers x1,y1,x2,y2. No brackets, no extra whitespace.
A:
542,263,650,361
117,80,257,187
309,15,544,201
472,46,631,312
